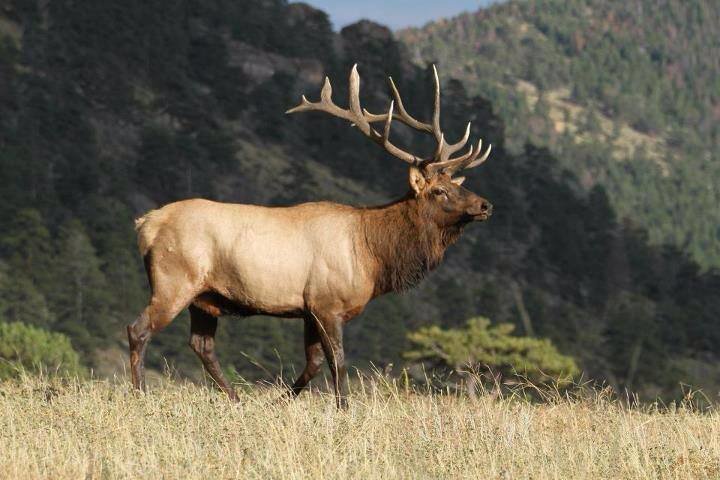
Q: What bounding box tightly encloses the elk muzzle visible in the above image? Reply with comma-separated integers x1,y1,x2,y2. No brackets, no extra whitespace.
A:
467,198,493,221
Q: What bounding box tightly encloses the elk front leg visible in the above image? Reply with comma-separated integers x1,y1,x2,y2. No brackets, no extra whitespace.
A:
315,313,348,409
188,305,238,402
288,316,325,397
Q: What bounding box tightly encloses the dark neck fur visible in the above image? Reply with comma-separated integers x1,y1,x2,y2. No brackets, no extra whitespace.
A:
358,195,464,295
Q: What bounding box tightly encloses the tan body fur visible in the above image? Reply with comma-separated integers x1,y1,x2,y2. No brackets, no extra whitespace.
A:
136,199,376,320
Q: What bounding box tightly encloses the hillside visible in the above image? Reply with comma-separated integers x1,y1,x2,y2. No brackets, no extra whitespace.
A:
400,0,720,269
0,0,719,400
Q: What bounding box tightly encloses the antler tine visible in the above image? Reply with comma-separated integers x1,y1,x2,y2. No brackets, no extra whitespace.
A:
430,140,492,177
320,76,333,102
364,67,444,141
350,65,423,165
285,94,311,113
439,122,471,162
383,100,395,141
348,64,371,135
425,143,474,176
363,76,437,136
379,99,427,164
465,143,492,170
286,76,354,123
425,65,492,175
433,133,445,161
430,65,442,142
387,77,435,135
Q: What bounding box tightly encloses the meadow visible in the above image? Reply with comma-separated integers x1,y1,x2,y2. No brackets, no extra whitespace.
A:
0,374,718,479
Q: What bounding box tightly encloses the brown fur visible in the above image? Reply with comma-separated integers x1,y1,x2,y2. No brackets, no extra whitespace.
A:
359,195,465,295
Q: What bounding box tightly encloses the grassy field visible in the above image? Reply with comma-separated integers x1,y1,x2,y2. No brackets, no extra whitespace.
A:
0,375,718,479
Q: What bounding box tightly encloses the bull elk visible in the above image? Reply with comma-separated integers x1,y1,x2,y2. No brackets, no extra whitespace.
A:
128,65,493,408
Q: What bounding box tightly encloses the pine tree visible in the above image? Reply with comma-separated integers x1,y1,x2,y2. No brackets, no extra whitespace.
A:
0,265,55,328
603,292,659,392
0,321,83,379
0,209,54,292
0,210,56,328
405,317,578,396
49,219,113,354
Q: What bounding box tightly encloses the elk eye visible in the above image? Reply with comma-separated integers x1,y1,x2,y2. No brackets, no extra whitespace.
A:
431,187,447,197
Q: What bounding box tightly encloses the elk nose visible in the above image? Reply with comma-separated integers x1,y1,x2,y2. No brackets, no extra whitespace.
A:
468,199,492,219
467,198,492,220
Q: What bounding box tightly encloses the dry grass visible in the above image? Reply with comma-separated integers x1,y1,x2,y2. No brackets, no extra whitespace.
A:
0,374,719,479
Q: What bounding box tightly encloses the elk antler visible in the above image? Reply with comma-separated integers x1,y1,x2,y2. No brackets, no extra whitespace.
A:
287,64,491,177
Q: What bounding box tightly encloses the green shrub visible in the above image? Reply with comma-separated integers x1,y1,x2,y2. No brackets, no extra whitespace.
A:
405,317,578,392
0,321,83,379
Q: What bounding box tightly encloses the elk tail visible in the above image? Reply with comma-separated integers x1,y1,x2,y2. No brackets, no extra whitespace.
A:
134,209,162,256
133,214,149,231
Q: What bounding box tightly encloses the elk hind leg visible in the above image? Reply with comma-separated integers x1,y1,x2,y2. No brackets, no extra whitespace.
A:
188,305,238,401
127,283,199,391
127,300,184,391
127,307,152,391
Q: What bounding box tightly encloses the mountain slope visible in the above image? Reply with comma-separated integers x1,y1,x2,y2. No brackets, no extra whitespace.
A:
400,0,720,269
0,0,718,399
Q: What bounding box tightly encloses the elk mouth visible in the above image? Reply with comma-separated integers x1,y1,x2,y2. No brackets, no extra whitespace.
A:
467,204,493,222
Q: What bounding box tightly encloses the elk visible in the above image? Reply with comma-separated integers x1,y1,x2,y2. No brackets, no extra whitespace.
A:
127,65,493,408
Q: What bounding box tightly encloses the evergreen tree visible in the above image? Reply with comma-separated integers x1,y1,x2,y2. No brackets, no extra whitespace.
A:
603,292,660,392
49,219,113,355
0,210,56,328
0,321,83,379
0,209,54,291
0,266,55,328
405,317,578,396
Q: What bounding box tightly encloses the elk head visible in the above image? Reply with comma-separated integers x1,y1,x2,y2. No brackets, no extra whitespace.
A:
287,64,493,228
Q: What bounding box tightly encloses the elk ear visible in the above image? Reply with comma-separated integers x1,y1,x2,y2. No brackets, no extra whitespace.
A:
451,176,466,186
408,167,426,195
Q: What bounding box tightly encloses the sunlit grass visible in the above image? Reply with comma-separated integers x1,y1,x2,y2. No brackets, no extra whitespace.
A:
0,373,718,479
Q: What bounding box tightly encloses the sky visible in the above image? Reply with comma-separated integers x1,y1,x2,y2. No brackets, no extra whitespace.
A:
291,1,502,31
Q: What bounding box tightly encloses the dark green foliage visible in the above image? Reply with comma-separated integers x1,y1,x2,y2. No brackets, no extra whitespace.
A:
603,292,660,391
405,317,578,386
0,263,54,329
345,294,417,370
0,321,83,378
48,220,114,353
0,209,54,292
226,0,334,65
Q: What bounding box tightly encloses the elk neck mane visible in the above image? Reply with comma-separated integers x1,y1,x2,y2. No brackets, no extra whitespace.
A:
357,194,465,295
